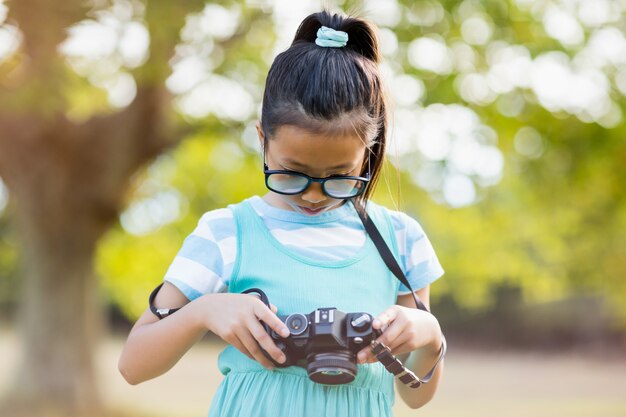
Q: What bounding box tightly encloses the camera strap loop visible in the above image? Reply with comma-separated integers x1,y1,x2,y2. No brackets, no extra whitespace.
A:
371,336,447,388
149,283,181,319
241,287,271,307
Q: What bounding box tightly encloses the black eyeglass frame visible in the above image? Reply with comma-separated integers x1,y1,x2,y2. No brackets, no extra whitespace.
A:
263,159,371,199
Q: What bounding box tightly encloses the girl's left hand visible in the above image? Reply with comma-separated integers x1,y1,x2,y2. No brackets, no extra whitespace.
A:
356,305,441,364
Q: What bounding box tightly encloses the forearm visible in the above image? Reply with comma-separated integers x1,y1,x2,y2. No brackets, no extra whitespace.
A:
118,300,208,385
395,334,444,409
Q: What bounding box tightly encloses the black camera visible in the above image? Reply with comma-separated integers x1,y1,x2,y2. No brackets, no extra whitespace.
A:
262,307,381,385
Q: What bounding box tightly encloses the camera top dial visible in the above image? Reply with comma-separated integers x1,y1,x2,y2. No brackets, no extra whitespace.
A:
285,313,309,336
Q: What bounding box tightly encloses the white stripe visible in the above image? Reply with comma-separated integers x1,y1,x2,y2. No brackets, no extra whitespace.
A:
407,237,436,270
217,236,237,265
209,277,228,293
271,226,366,247
192,221,215,241
165,256,225,294
394,228,408,257
201,208,233,221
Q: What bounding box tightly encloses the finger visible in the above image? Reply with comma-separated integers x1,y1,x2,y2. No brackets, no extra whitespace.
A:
230,334,254,361
392,341,419,357
357,341,398,365
357,350,378,364
254,303,290,338
248,318,286,365
358,325,409,365
237,329,276,370
376,319,409,351
373,306,399,330
269,303,278,314
357,346,371,364
356,308,401,364
357,340,390,365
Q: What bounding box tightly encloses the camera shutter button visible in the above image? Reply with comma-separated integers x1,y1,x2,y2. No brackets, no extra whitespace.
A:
350,314,371,331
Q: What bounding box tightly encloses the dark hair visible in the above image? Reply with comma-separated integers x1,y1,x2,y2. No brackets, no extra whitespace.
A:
260,10,387,202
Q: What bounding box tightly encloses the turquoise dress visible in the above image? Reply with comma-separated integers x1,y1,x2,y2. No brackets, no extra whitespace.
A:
207,200,403,417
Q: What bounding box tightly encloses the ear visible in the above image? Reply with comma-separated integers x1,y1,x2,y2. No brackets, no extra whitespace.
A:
255,120,265,149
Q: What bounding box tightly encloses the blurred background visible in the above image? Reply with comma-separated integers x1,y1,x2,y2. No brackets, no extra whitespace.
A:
0,0,625,416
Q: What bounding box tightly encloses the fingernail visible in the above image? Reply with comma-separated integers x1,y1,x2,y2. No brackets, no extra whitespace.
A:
280,328,290,338
278,354,286,363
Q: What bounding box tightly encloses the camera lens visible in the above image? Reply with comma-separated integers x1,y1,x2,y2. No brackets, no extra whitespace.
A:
321,370,343,376
285,313,308,336
307,351,357,385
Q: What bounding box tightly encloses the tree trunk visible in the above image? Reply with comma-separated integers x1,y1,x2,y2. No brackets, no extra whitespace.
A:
0,2,197,414
0,88,173,416
7,207,103,416
0,116,110,416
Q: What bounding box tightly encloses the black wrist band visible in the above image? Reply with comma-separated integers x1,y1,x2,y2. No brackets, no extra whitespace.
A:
149,283,181,319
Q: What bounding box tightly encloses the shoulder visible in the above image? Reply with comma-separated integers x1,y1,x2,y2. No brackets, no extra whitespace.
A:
371,204,444,291
164,206,239,299
368,202,427,238
193,207,236,241
198,207,234,224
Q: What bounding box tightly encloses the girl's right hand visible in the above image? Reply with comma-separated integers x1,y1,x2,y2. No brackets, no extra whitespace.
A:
197,293,291,370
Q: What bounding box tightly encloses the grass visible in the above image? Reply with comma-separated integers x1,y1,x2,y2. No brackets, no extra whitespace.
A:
2,327,626,417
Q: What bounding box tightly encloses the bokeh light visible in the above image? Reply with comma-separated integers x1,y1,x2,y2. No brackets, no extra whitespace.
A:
58,0,149,108
460,14,493,45
0,0,21,63
390,103,504,207
0,178,8,214
408,36,453,75
120,190,185,236
514,126,545,159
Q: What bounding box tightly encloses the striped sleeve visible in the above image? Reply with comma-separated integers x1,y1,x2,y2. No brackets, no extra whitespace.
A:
163,208,237,301
389,210,444,294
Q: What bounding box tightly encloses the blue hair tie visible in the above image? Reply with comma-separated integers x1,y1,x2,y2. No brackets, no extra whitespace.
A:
315,26,348,48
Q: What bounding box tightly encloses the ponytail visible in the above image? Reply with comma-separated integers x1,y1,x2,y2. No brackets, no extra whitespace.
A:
261,10,388,202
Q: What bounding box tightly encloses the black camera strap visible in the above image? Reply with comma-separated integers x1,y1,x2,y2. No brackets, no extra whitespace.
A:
352,199,446,388
352,200,427,312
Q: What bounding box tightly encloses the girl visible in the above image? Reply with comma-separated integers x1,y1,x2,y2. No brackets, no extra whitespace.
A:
119,10,445,417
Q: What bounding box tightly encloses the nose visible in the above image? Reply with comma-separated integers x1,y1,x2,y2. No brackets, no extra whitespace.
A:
300,182,326,204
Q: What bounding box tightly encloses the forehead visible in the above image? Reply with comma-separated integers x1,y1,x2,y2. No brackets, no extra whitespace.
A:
268,125,367,171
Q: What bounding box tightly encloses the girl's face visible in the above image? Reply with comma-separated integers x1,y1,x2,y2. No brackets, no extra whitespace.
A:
258,123,368,216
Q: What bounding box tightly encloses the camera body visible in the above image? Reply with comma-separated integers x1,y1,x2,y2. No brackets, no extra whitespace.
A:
262,307,381,385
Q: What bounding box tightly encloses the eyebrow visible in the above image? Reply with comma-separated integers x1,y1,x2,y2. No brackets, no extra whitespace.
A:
281,159,356,171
